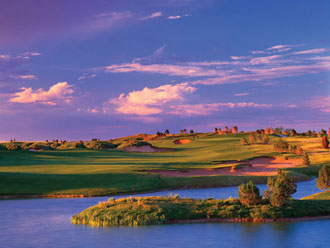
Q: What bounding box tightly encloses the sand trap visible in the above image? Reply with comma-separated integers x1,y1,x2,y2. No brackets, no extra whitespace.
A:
120,145,169,153
173,139,192,144
145,157,299,177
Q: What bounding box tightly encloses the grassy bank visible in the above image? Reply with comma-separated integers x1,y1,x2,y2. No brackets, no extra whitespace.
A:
303,191,330,200
0,134,328,197
71,196,330,227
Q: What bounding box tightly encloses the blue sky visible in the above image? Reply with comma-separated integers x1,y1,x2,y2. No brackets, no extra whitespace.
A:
0,0,329,140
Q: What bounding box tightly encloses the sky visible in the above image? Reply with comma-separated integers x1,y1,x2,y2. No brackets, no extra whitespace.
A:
0,0,329,140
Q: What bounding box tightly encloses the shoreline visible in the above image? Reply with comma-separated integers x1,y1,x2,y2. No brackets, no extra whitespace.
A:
0,176,313,200
167,215,330,224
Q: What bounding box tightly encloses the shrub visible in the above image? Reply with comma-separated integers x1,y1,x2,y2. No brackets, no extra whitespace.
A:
238,181,261,206
288,144,297,154
256,134,263,143
240,137,249,145
264,169,296,207
321,136,329,148
273,139,289,153
249,134,255,144
5,143,21,151
290,129,297,136
262,135,269,144
302,153,310,166
295,146,303,155
316,165,330,191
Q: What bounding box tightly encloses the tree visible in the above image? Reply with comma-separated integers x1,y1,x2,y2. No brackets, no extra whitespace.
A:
263,135,269,144
164,129,170,135
232,126,238,134
328,128,330,138
302,153,310,166
290,129,297,136
264,169,297,207
189,129,194,134
306,130,312,137
295,146,303,155
238,181,261,206
316,165,330,191
240,137,249,145
321,136,329,148
214,128,218,133
249,134,255,144
273,139,289,153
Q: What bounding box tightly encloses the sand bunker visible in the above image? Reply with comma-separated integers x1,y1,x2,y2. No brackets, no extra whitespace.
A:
173,139,192,144
145,157,299,177
120,145,169,153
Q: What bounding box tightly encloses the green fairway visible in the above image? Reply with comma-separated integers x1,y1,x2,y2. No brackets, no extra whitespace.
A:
0,133,328,197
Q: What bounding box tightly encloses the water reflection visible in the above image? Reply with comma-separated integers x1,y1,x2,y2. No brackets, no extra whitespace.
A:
0,179,327,248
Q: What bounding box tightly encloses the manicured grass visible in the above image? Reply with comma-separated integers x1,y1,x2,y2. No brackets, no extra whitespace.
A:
0,134,328,196
303,190,330,200
71,196,330,226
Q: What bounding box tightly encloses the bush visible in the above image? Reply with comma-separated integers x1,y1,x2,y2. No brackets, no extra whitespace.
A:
5,143,21,151
249,134,255,144
295,146,303,155
264,169,296,207
321,136,329,149
240,137,249,145
238,181,261,206
263,135,269,144
316,165,330,191
273,139,289,153
302,153,311,166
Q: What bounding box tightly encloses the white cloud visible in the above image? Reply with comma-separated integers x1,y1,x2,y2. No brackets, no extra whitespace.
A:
141,12,162,20
109,83,196,115
10,82,74,105
168,15,181,20
108,83,274,116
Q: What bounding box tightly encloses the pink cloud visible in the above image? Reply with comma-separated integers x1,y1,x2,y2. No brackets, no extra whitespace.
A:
77,74,97,80
109,83,196,115
169,102,273,116
10,82,74,105
234,93,250,96
17,75,38,80
291,48,329,55
103,63,227,77
141,12,162,20
249,55,283,65
306,96,330,113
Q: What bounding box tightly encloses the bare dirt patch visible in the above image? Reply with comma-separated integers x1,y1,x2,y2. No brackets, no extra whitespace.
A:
145,157,300,177
173,139,192,144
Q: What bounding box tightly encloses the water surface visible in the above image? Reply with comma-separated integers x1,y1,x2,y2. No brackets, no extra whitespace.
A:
0,179,327,248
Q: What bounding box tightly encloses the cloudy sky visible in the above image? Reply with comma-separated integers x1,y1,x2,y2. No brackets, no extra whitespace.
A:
0,0,329,140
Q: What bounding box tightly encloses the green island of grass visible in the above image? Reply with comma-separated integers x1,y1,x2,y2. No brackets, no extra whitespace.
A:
71,195,330,227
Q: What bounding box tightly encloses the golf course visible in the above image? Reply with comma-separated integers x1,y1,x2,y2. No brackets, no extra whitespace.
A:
0,132,329,197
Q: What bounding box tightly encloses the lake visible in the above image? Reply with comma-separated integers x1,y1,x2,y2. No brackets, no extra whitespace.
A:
0,179,328,248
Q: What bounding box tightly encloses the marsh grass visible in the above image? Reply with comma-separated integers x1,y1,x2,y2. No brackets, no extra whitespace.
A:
71,195,330,227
